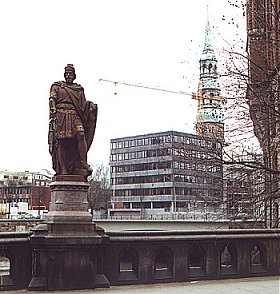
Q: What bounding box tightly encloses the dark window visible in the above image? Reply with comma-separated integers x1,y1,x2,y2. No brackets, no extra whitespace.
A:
188,245,206,277
124,141,129,148
118,248,138,281
154,246,173,280
189,245,205,269
137,139,143,146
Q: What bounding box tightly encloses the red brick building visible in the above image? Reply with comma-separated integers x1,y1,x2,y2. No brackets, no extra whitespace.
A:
0,170,52,217
246,0,280,227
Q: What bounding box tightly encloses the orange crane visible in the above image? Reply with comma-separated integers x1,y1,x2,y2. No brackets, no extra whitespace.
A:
99,78,226,135
99,78,225,101
99,78,192,96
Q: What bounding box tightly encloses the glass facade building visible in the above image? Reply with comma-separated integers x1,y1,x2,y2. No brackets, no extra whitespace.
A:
109,131,223,217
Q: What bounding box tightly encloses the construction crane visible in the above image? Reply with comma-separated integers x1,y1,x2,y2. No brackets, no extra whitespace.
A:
99,78,192,97
99,78,226,102
99,78,226,135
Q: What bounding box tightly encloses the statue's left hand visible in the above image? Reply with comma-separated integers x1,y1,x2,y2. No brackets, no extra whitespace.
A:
89,101,97,113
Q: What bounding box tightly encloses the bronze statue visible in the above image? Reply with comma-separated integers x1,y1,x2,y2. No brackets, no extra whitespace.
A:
48,64,97,177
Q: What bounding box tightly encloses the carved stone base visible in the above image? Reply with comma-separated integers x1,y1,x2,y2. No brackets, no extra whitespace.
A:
45,177,91,222
28,226,109,291
28,177,110,291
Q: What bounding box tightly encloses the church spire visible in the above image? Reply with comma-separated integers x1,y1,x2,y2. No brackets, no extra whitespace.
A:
199,6,219,94
195,5,225,142
203,5,212,50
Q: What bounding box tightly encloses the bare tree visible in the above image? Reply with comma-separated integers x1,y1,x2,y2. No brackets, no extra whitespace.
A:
216,0,280,227
88,164,111,214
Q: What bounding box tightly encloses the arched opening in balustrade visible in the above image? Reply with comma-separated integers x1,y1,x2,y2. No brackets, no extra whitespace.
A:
187,244,206,278
0,251,14,288
220,244,237,276
118,247,138,282
0,256,10,276
250,243,267,273
154,246,173,280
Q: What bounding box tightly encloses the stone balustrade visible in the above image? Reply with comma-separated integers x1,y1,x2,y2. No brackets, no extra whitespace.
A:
0,227,279,291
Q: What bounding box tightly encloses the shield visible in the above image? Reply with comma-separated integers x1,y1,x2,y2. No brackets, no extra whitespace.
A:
84,101,98,151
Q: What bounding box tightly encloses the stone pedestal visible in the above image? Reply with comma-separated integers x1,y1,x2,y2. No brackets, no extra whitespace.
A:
28,176,110,291
46,175,92,222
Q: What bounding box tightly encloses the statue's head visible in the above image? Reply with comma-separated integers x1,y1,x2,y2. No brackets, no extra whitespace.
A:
64,64,76,85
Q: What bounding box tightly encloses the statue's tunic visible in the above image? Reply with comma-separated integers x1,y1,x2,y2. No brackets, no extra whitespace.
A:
50,81,86,139
48,81,97,174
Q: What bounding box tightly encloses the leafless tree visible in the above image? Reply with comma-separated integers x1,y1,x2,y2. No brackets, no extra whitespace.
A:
216,0,280,227
88,164,111,214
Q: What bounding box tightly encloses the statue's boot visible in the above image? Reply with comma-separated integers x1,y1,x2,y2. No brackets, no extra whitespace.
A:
81,160,93,172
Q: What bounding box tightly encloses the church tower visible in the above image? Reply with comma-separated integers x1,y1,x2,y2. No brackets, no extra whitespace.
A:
193,7,225,142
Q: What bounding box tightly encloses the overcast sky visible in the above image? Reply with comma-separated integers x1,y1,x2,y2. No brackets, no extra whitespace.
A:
0,0,245,173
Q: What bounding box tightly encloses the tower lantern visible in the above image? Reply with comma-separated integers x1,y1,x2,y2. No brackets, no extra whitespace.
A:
194,6,226,142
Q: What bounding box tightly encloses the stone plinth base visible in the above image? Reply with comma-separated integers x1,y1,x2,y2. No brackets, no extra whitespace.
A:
28,177,110,291
44,211,92,223
46,178,92,222
29,221,109,291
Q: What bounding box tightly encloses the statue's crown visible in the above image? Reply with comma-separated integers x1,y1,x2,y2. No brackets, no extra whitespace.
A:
65,64,75,73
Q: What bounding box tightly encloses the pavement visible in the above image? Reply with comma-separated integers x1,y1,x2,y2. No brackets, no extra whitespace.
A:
5,276,279,294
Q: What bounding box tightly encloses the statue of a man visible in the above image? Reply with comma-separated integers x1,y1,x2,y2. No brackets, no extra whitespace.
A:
48,64,97,177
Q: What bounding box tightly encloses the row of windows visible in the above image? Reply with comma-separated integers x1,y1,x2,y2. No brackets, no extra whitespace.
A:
172,161,222,173
111,149,169,161
123,202,172,209
111,162,172,173
34,181,49,187
115,187,172,197
112,174,197,185
111,135,221,150
1,187,31,195
111,162,222,176
112,162,221,174
122,201,220,210
202,99,222,107
3,175,29,181
113,175,222,186
200,63,217,74
3,198,29,203
114,187,221,197
111,148,221,162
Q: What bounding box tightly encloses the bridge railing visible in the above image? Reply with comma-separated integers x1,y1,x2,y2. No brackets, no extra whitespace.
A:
0,228,279,290
103,229,280,285
0,232,31,291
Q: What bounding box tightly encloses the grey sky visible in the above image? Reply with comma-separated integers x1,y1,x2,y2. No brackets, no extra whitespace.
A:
0,0,245,173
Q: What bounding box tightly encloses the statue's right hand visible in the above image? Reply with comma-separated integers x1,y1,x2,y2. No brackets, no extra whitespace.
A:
49,98,56,113
49,112,56,119
50,107,56,113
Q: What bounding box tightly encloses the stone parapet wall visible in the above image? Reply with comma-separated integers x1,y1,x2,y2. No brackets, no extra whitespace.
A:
104,229,280,285
0,227,279,291
0,219,42,232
